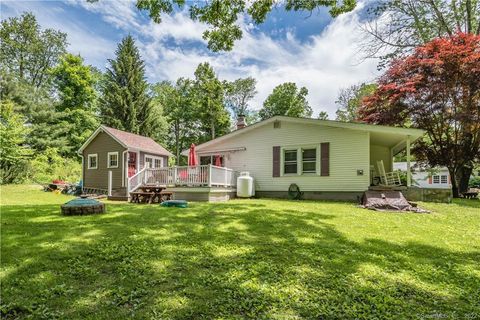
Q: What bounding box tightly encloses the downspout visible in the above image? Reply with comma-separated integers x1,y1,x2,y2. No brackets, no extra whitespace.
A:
79,154,84,192
122,150,128,188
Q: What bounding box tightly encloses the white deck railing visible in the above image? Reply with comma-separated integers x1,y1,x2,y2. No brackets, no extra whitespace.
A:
129,165,237,189
127,167,147,193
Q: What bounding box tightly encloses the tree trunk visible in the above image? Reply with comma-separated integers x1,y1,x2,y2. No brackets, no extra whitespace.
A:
211,118,215,140
175,121,180,165
449,168,460,198
458,166,472,194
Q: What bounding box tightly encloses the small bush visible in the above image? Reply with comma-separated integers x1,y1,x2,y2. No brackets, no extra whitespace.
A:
469,176,480,188
27,148,81,183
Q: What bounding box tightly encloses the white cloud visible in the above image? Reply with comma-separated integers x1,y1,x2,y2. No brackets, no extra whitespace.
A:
2,0,380,118
1,0,116,67
136,4,380,117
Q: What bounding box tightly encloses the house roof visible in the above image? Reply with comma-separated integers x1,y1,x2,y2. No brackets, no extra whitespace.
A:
182,116,426,156
78,125,173,157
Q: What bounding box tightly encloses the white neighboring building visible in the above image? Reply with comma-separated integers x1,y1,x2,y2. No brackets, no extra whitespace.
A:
394,162,451,189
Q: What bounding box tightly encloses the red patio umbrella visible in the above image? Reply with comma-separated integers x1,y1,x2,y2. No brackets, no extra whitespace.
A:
188,143,198,166
214,155,222,167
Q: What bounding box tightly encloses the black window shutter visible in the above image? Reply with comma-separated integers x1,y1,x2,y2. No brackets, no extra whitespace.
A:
272,146,280,177
320,143,330,176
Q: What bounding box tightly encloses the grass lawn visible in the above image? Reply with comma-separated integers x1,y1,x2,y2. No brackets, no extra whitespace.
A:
1,185,479,319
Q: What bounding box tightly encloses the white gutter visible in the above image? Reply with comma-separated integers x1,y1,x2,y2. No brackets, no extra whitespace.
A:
122,150,128,187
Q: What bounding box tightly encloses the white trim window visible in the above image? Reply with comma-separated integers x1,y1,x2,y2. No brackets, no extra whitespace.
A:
145,155,164,169
283,149,298,174
301,148,317,174
440,175,448,184
281,145,319,176
107,152,119,168
433,175,440,184
87,154,98,169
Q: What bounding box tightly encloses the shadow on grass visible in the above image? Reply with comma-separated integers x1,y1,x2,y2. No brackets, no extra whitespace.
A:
451,198,480,209
1,201,479,319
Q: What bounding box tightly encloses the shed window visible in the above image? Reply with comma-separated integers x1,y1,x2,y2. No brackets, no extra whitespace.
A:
302,148,316,173
433,175,440,184
145,155,163,169
283,150,298,174
108,152,118,168
87,154,98,169
441,175,448,184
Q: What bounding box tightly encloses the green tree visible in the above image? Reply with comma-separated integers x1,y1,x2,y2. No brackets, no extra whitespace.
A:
317,111,329,120
153,79,199,164
0,70,69,153
132,0,356,51
100,35,154,136
259,82,312,120
28,147,81,183
224,77,257,117
335,83,377,122
362,0,480,187
193,62,230,140
363,0,480,64
51,54,99,156
0,100,32,184
0,12,67,88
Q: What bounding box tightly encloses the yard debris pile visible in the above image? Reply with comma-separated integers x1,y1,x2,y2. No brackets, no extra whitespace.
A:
361,191,429,213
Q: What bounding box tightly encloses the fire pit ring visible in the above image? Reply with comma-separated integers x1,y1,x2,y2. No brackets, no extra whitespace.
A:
61,198,105,215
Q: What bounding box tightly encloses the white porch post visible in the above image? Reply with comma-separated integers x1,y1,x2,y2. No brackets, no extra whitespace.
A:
406,135,411,187
224,167,228,187
173,166,178,185
108,170,112,197
208,164,212,187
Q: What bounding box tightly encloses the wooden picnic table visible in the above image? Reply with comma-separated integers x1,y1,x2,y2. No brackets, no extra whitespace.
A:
130,191,155,204
130,186,172,204
463,192,479,199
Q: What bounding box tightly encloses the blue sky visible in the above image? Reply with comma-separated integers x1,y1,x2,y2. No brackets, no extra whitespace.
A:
1,0,381,117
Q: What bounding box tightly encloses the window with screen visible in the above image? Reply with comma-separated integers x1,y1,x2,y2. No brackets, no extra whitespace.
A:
108,152,118,168
441,175,448,184
284,150,298,174
302,148,316,173
433,175,440,184
88,154,98,169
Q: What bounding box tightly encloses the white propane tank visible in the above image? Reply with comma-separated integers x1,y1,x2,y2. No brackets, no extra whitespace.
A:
236,172,254,198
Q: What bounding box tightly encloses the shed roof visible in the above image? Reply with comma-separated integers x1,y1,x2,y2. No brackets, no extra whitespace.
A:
78,125,173,157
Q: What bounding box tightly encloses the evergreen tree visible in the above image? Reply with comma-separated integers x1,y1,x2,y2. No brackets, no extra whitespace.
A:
100,35,154,136
0,69,69,153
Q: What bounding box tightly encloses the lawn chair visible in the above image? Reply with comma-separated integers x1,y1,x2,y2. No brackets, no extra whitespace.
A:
377,160,402,186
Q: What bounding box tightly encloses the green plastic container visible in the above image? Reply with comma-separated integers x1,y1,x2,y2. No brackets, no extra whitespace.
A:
161,200,188,208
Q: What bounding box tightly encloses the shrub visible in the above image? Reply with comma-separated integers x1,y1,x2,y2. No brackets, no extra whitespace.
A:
469,176,480,188
27,148,81,183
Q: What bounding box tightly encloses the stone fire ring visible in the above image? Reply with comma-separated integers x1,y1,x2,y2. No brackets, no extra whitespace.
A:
61,197,106,215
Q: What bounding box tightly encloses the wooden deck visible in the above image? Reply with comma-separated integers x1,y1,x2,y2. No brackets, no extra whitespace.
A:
125,165,238,202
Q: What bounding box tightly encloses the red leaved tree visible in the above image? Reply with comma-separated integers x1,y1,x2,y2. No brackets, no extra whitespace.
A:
359,33,480,197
